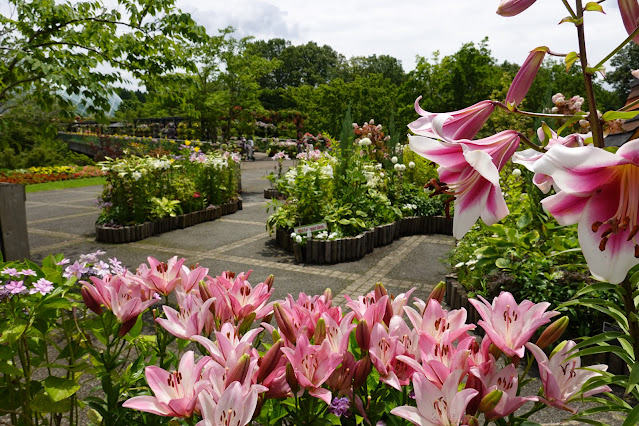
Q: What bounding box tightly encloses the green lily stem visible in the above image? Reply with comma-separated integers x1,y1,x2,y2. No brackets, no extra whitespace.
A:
492,101,577,120
561,0,577,19
575,0,605,148
517,133,545,153
621,277,639,364
593,24,639,72
518,402,546,420
18,335,34,425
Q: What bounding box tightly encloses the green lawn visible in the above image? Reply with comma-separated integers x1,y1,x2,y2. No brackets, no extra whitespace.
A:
25,177,106,193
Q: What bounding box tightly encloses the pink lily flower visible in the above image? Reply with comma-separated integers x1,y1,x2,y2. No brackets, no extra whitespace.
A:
155,286,216,340
138,256,186,296
469,292,558,358
505,47,549,109
226,274,273,321
280,334,343,404
620,0,639,44
192,323,261,367
408,97,495,142
526,341,611,413
181,265,209,293
409,130,520,238
497,0,537,17
345,294,389,329
391,370,478,426
513,128,585,193
368,322,403,390
122,351,210,418
404,299,475,343
390,288,415,317
322,312,356,354
469,362,538,420
196,381,260,426
534,140,639,283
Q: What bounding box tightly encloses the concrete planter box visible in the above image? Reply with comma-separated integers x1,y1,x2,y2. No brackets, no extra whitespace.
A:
96,199,242,244
274,215,453,265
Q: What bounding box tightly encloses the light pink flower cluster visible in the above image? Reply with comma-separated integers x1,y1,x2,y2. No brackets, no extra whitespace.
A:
272,151,290,160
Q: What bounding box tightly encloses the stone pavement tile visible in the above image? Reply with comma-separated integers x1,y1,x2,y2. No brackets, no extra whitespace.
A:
223,236,295,263
139,220,265,252
29,212,99,236
386,240,451,284
27,232,69,251
26,204,97,221
26,187,101,204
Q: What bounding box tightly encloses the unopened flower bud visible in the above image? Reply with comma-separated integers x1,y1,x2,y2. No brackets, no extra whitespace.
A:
391,156,398,164
274,303,297,344
314,318,326,345
489,343,502,360
356,320,370,352
225,353,251,386
286,363,299,394
478,390,503,413
81,286,102,315
464,374,483,416
323,287,333,305
497,0,537,17
352,356,372,390
264,274,275,291
505,46,549,109
408,161,415,169
257,339,283,383
199,281,212,301
238,312,256,335
535,316,569,349
374,282,388,300
463,415,480,426
620,0,639,44
118,316,138,337
427,281,446,304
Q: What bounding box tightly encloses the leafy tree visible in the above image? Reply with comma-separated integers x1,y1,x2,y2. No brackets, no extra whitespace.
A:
0,0,205,123
607,43,639,108
343,54,406,86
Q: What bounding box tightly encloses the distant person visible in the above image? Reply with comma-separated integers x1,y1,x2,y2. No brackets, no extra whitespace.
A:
247,138,255,161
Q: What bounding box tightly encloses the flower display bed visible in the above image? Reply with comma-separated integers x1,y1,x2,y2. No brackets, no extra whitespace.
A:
96,198,242,243
275,215,453,264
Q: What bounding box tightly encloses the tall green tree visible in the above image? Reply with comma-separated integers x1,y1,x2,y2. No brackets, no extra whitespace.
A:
0,0,205,122
607,43,639,108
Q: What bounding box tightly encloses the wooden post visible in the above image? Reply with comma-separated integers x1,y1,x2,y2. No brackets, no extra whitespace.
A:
0,183,30,260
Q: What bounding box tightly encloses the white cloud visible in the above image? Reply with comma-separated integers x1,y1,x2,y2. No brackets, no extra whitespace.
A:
178,0,629,72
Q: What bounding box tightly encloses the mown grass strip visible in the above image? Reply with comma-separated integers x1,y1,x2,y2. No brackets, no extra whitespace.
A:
25,177,106,193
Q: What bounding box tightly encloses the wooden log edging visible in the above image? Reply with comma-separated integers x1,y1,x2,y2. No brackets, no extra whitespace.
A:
95,198,242,244
444,274,628,375
274,215,453,265
263,188,287,200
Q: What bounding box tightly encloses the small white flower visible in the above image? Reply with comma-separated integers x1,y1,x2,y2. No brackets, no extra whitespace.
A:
291,232,297,238
391,156,398,164
358,137,372,147
394,163,402,171
408,161,415,169
375,163,382,170
512,168,521,177
132,171,142,181
380,172,385,178
454,262,465,268
306,232,312,239
295,235,303,243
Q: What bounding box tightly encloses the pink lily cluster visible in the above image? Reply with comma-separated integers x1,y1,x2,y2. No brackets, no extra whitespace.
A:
408,0,639,283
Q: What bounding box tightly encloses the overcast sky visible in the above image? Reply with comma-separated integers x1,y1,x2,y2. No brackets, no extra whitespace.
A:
177,0,630,71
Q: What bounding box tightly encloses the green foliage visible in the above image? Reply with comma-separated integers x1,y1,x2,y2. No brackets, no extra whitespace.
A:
607,43,639,108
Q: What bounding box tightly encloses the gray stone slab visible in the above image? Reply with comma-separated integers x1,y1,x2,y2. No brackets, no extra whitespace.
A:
27,205,97,222
29,212,99,236
387,240,451,284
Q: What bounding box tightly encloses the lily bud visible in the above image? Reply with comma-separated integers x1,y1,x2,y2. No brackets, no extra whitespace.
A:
352,356,372,390
271,328,281,342
273,303,297,345
620,0,639,45
497,0,537,17
327,352,355,391
264,274,275,292
535,316,569,349
374,282,387,300
505,47,549,110
427,281,446,304
489,343,502,360
463,415,480,426
257,339,283,383
118,316,138,337
323,287,333,305
239,312,256,335
286,363,299,394
226,353,251,386
356,320,370,352
314,318,326,345
81,286,102,315
464,374,483,416
478,390,503,413
199,281,212,301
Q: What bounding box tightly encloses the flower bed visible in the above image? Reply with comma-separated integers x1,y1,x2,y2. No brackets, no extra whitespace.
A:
95,198,242,243
96,146,241,238
0,165,104,184
0,252,617,426
275,215,453,264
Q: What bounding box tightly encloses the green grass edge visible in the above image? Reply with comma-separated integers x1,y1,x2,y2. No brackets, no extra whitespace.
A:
25,177,106,193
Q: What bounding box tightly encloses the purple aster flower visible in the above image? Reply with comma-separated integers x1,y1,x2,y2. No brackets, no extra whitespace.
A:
30,278,54,296
1,267,19,277
55,258,70,266
108,257,126,275
329,397,350,417
19,269,37,277
63,261,89,279
6,280,26,294
92,261,111,277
